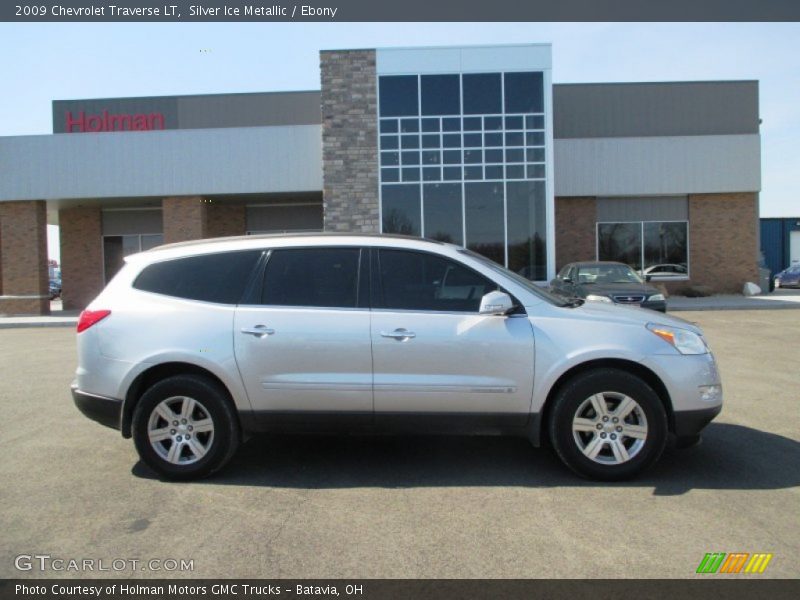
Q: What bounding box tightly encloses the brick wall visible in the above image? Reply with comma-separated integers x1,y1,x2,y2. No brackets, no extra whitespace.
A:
555,197,597,270
0,200,49,315
686,192,759,294
163,196,208,243
60,206,104,311
320,50,380,233
207,202,246,238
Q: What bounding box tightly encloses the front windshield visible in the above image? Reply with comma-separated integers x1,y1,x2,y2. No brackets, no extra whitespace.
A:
577,264,643,285
457,248,569,307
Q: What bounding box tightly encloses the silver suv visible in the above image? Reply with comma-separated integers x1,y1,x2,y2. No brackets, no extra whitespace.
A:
72,234,722,481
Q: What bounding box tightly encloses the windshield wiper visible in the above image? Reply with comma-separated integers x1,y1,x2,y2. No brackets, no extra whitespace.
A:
564,298,585,308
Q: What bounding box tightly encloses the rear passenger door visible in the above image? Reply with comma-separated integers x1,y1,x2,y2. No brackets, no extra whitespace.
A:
370,248,535,424
233,247,373,417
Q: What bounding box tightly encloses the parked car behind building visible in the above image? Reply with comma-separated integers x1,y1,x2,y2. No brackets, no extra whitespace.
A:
550,262,667,312
774,265,800,288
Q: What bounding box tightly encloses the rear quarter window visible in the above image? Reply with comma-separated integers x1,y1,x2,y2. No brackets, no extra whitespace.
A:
133,250,262,304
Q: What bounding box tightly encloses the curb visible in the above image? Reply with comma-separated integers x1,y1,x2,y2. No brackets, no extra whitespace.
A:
0,321,78,329
669,303,800,312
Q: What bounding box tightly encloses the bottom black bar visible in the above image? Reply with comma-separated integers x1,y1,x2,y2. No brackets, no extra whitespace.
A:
1,579,798,600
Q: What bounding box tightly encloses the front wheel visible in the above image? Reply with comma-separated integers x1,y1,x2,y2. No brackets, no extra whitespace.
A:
548,368,668,481
132,375,240,480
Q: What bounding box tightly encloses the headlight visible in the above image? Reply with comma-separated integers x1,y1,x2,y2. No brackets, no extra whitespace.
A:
586,294,612,303
647,323,708,354
649,293,665,302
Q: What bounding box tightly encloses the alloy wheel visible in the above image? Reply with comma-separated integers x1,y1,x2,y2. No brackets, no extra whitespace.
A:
147,396,215,465
571,391,648,465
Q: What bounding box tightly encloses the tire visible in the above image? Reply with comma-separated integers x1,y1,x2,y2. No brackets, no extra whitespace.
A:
548,368,668,481
132,375,240,480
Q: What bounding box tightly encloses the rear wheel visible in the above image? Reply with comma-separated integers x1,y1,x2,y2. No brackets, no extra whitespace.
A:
548,368,668,481
132,375,239,480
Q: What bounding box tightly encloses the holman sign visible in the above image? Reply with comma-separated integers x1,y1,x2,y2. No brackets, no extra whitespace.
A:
63,110,166,133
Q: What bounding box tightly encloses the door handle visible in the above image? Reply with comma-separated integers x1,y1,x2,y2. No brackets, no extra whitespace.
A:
380,328,416,340
241,325,275,337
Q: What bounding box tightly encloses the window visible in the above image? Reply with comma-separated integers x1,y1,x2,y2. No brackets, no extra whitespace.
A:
382,184,421,235
421,75,460,116
261,248,360,308
507,181,547,280
465,182,505,266
576,264,643,285
378,70,550,279
504,72,544,114
104,233,164,283
462,73,502,115
379,76,418,117
133,250,261,304
644,222,688,271
598,221,689,276
377,249,497,313
423,183,463,244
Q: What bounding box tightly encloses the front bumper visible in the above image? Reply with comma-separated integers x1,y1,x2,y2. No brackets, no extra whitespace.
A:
607,299,667,312
71,383,122,431
672,404,722,437
640,299,667,313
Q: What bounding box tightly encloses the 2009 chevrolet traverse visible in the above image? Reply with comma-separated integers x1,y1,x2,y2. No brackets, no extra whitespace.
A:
72,234,722,480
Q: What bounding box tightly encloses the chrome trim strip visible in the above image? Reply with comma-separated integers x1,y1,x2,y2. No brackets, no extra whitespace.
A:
261,382,372,392
374,384,517,394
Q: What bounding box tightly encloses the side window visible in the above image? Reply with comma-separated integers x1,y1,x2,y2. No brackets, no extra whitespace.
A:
261,248,360,308
377,249,498,312
133,250,262,304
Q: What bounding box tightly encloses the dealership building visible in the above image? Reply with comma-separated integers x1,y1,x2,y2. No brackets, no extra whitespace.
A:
0,44,761,315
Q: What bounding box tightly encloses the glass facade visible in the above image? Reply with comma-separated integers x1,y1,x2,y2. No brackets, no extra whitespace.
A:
597,221,689,276
378,71,549,280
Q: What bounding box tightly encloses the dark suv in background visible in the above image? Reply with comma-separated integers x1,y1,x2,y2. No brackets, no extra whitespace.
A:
550,262,667,312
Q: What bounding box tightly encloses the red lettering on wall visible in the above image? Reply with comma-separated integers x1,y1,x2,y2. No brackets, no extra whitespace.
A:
65,111,85,132
86,114,102,131
64,110,166,133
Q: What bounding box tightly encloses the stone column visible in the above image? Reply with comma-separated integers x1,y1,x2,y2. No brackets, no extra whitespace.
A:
162,196,209,244
60,206,104,311
0,200,50,315
320,49,380,233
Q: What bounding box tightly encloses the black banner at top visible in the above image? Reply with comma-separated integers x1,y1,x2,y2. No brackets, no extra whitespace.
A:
3,0,800,22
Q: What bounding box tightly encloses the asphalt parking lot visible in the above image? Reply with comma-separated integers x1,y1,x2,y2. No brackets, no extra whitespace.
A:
1,311,798,579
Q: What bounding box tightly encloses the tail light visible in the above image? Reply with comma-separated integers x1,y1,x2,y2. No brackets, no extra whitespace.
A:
77,309,111,333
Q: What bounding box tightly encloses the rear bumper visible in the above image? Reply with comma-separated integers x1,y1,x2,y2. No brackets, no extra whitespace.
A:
672,405,722,437
71,383,122,431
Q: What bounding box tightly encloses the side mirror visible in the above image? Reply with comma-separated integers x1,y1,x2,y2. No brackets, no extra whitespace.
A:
562,276,572,284
645,274,653,282
479,291,514,316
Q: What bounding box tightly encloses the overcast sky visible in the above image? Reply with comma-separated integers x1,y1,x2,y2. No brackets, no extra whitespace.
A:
1,22,797,259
